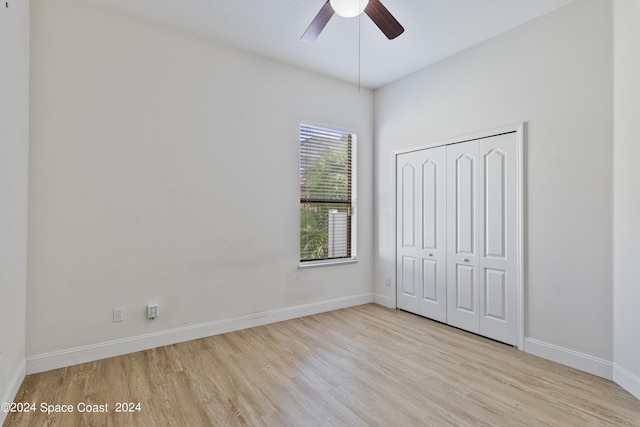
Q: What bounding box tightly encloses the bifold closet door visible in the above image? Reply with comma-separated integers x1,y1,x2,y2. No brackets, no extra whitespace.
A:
396,147,447,323
446,132,519,345
446,142,480,334
396,131,520,346
477,133,519,345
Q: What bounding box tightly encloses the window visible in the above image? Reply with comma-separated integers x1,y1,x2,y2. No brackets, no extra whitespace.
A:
300,123,357,264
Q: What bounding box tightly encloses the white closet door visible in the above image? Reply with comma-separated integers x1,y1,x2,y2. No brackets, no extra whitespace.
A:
478,133,519,345
396,129,521,347
445,133,519,344
396,147,447,322
446,142,480,334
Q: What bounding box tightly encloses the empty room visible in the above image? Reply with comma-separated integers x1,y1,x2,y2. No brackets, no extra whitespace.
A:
1,0,639,425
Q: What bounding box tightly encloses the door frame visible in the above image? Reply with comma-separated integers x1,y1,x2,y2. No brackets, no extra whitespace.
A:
392,122,525,350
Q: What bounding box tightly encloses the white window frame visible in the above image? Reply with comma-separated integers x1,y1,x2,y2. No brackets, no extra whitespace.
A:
299,122,357,267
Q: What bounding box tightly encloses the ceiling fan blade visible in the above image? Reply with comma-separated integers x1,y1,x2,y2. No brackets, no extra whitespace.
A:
364,0,404,40
301,0,335,42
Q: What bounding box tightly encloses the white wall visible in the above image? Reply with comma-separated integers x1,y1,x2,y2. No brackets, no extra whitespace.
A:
374,0,614,371
0,0,29,419
613,0,640,399
27,0,373,369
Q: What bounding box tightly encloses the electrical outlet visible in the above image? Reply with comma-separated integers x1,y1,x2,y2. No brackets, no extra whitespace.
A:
384,275,391,286
147,303,159,320
113,307,124,322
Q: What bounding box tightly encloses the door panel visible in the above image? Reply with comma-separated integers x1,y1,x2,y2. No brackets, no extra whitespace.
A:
401,256,416,296
447,143,479,333
422,160,438,250
484,268,506,320
401,163,415,248
456,264,475,312
478,133,519,345
397,147,447,322
396,153,420,313
397,154,420,314
422,259,438,301
418,149,447,322
484,149,506,259
455,154,475,255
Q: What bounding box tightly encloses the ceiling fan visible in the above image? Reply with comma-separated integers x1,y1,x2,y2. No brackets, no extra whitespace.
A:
301,0,404,42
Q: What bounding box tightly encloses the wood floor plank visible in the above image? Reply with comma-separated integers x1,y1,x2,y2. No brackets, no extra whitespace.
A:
4,304,640,426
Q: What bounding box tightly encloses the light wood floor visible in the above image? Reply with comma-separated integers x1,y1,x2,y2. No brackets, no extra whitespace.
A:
5,304,640,426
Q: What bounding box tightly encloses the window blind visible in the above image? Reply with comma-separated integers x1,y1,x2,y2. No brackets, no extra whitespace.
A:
300,124,357,262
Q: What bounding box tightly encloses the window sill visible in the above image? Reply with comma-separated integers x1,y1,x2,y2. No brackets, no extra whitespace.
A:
299,258,358,269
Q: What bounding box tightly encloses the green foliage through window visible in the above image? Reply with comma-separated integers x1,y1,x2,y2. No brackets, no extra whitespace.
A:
300,124,356,262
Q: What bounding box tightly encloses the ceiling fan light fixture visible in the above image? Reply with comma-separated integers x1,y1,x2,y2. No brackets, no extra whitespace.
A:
329,0,369,18
302,0,403,41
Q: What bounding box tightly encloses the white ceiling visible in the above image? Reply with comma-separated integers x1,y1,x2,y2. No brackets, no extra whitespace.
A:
87,0,575,89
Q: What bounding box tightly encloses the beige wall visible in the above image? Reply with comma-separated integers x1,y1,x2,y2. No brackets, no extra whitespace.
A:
0,0,29,420
374,0,613,365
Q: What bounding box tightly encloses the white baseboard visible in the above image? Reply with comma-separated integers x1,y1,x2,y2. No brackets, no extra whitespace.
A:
613,363,640,399
0,359,26,426
524,338,613,379
27,293,374,375
373,292,394,308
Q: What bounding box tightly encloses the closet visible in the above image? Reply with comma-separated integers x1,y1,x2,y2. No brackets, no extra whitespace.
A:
396,128,522,346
